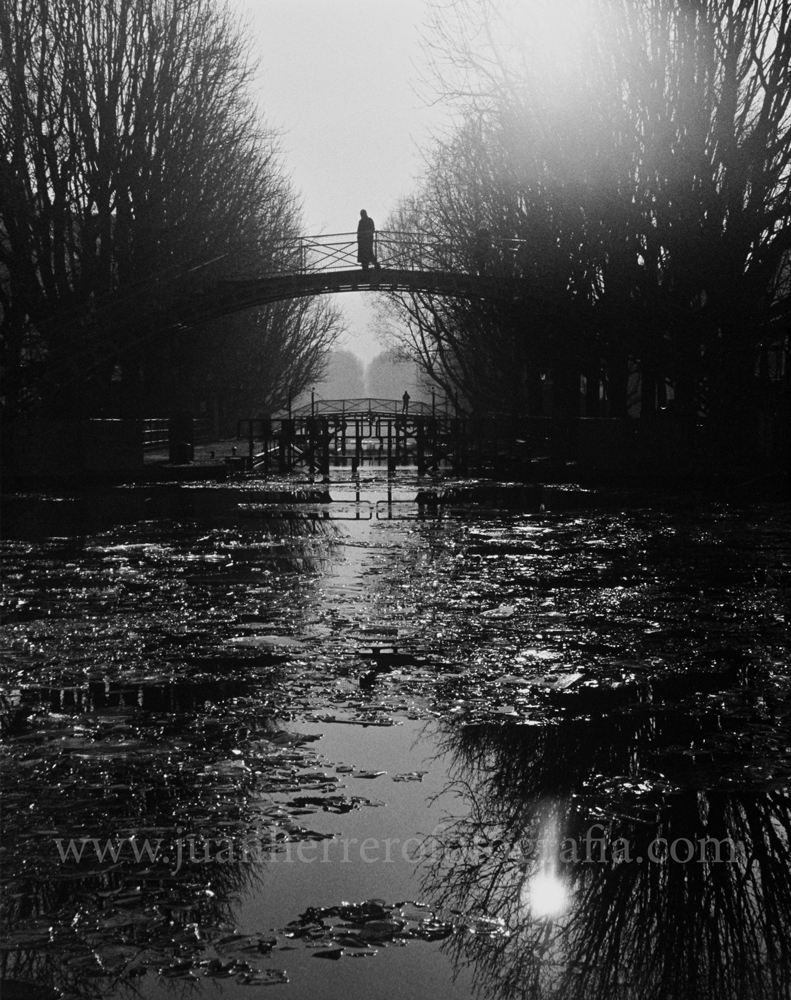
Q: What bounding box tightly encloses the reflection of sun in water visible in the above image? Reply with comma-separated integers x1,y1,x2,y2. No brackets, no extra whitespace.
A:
522,810,570,919
526,871,569,918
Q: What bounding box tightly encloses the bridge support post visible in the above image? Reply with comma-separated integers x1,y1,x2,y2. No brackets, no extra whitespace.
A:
450,417,466,474
278,423,285,474
305,417,317,477
319,417,330,480
279,419,294,474
168,412,194,465
261,417,272,475
461,417,469,474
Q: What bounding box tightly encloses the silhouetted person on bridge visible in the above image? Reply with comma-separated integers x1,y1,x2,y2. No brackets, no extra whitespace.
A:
357,210,378,273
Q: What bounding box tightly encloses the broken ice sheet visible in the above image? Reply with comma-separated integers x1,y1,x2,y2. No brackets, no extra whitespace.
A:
274,895,507,961
239,968,289,984
287,794,385,813
3,482,789,998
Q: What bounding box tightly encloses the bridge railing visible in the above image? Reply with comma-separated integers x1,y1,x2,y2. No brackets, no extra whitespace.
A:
266,231,527,277
289,397,436,418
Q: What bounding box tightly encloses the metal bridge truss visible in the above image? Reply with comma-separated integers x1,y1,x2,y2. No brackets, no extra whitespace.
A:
176,231,532,326
239,411,464,477
238,401,553,477
272,230,526,277
290,397,437,419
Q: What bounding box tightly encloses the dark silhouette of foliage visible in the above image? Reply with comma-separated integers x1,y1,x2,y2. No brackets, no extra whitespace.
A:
386,0,790,464
0,0,340,418
426,710,791,1000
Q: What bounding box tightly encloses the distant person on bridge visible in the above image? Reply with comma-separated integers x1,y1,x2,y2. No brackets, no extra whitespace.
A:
357,210,379,273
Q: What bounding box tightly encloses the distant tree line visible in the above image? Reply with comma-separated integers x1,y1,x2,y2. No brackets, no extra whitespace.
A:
0,0,340,423
384,0,790,467
310,347,433,405
366,348,432,404
314,349,367,401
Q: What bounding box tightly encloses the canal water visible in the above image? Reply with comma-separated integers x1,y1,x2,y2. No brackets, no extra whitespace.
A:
1,470,789,1000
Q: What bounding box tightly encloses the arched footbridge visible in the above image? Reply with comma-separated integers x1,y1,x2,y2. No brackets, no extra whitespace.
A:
176,231,533,326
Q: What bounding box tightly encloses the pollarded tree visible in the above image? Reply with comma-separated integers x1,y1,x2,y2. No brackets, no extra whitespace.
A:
0,0,338,418
381,124,582,418
166,295,341,433
386,0,791,460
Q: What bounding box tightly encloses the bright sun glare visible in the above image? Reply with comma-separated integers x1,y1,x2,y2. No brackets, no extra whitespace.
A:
508,0,593,78
526,872,569,918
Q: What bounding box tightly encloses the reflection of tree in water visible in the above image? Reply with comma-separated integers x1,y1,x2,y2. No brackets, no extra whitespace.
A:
1,719,273,996
0,669,320,996
0,507,344,716
1,853,263,999
0,502,352,996
426,706,791,1000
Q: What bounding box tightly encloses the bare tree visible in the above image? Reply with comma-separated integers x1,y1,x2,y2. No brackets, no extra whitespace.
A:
385,0,791,462
382,172,564,417
0,0,340,418
427,718,791,1000
175,296,341,432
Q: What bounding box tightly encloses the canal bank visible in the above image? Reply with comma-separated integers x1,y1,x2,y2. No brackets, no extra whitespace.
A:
2,411,787,492
1,471,790,999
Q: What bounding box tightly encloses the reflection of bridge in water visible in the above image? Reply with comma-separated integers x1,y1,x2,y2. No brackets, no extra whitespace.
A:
238,398,551,477
176,231,534,325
